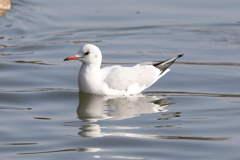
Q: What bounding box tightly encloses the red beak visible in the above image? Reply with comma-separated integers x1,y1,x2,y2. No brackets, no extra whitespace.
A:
64,55,80,61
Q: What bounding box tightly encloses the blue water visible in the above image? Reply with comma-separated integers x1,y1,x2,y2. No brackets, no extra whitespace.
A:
1,0,240,159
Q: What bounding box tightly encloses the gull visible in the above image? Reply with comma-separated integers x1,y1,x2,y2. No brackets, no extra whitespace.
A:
64,44,183,96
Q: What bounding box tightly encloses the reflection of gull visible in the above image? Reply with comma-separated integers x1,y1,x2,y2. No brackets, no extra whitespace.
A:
77,92,169,122
64,44,183,95
78,124,104,138
77,123,230,141
77,92,169,137
74,92,230,141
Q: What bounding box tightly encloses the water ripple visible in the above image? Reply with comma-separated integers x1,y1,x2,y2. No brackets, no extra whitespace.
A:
145,91,240,98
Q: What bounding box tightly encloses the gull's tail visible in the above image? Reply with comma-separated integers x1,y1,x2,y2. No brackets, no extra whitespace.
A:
153,54,184,74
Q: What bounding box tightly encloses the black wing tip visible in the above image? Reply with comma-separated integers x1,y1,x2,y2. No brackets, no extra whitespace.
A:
178,54,184,58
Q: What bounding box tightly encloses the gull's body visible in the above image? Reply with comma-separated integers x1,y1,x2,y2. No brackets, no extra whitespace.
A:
64,44,183,96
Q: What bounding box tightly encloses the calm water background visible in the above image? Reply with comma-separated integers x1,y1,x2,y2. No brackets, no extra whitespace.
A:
1,0,240,159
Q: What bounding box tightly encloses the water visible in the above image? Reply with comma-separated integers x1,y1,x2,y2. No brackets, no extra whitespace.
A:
1,0,240,159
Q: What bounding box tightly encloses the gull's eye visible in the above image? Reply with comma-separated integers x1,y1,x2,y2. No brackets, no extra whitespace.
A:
84,52,90,56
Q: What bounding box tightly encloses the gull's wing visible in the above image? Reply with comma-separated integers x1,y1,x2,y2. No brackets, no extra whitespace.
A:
153,54,183,74
102,64,161,91
102,54,183,92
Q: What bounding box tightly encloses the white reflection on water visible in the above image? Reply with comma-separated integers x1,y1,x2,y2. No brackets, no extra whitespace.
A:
94,155,146,160
74,92,230,141
77,92,169,122
77,123,230,141
18,147,106,155
76,92,169,138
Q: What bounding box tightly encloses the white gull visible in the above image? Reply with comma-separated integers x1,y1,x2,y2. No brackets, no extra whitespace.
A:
64,44,183,96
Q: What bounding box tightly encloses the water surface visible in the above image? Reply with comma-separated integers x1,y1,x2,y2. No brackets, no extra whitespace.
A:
1,0,240,159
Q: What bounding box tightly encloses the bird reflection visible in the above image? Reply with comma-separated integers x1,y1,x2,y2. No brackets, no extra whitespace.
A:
73,92,229,141
76,92,170,137
77,92,169,122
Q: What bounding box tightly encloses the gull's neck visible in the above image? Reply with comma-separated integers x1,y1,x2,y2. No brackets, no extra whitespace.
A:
80,63,101,74
78,63,102,94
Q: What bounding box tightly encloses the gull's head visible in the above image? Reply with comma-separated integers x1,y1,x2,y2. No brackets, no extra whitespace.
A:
64,44,102,65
